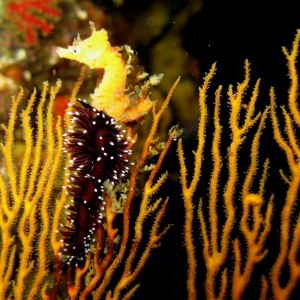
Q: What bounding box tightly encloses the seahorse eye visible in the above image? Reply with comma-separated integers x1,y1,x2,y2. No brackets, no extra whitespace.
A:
71,47,80,55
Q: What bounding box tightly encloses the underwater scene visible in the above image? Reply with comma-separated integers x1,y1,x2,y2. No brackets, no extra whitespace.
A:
0,0,300,299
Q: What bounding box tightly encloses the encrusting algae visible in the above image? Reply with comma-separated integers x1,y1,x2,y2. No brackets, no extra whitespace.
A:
1,21,300,299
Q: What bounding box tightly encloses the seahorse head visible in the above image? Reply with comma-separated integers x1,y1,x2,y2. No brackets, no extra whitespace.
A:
56,27,112,69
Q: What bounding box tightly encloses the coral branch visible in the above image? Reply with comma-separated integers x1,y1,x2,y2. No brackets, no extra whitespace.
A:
0,82,64,298
178,63,216,300
7,0,60,45
93,78,179,298
270,29,300,300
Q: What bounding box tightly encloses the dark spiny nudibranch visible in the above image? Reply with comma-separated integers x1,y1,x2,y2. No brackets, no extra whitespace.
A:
60,98,132,266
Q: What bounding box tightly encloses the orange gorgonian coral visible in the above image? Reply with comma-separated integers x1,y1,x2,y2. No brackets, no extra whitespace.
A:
1,18,299,300
179,30,300,300
0,22,177,299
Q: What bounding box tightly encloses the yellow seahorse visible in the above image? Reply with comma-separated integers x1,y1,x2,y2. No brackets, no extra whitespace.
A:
56,23,157,123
